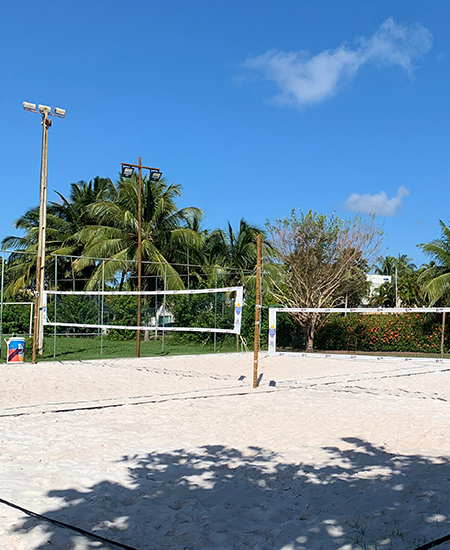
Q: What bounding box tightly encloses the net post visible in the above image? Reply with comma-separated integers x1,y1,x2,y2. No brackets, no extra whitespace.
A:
154,276,158,340
214,268,217,352
253,233,262,388
441,312,446,358
101,261,105,355
53,255,57,358
162,265,167,353
0,250,4,360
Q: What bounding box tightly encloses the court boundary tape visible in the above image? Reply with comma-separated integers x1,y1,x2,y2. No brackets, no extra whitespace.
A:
0,496,140,550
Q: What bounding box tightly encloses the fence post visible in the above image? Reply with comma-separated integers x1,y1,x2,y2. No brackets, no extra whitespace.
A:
154,276,158,340
214,268,217,352
162,265,167,353
101,261,105,355
53,255,57,358
0,251,4,360
187,249,190,290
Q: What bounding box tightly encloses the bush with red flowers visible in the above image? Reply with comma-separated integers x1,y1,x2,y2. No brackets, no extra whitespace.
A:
314,313,448,354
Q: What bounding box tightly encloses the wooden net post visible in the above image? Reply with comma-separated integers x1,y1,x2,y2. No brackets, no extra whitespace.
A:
253,233,262,388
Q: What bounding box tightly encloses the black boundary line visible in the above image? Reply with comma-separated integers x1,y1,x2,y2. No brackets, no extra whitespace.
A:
0,383,241,413
2,494,449,550
0,496,139,550
0,388,277,418
414,533,450,550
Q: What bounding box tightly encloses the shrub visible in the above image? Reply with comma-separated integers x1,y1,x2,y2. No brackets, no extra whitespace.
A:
315,313,447,354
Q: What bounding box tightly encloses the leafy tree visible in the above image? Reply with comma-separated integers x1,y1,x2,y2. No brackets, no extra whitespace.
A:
54,294,99,333
1,294,34,335
73,174,203,290
418,221,450,304
1,177,110,295
205,218,273,287
370,281,396,307
267,210,381,351
372,254,421,307
374,254,416,277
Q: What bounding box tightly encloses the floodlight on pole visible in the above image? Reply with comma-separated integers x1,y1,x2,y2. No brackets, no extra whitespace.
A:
23,101,66,364
120,159,162,358
149,170,162,182
121,165,135,178
23,102,37,112
38,104,51,114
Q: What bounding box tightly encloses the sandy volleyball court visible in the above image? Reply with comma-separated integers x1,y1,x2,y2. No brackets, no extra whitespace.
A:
1,352,450,549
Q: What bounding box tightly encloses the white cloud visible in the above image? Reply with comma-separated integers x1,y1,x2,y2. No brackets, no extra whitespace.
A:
345,185,410,216
245,17,432,106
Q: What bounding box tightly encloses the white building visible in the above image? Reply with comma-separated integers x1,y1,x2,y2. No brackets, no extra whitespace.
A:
367,274,392,293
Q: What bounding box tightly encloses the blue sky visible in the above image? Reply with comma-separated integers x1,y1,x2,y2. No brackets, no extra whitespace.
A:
1,0,449,266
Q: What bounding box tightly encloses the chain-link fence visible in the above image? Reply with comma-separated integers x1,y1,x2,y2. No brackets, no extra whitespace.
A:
0,250,259,361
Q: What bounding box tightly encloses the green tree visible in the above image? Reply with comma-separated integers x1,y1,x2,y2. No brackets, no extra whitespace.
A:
74,174,203,290
205,219,273,286
374,254,416,277
1,177,110,295
267,210,381,351
370,281,396,307
418,221,450,304
372,254,421,307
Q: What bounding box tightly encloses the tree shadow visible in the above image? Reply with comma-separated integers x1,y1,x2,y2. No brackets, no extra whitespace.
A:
11,438,450,549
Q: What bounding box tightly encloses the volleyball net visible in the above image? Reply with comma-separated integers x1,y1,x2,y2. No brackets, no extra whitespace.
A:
268,307,450,362
43,286,244,335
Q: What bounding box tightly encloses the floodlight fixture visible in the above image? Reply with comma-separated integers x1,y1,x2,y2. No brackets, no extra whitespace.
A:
149,170,162,181
121,165,135,178
23,102,66,119
38,104,51,114
23,101,37,112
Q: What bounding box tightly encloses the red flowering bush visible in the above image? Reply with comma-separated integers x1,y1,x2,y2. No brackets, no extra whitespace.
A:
314,313,447,354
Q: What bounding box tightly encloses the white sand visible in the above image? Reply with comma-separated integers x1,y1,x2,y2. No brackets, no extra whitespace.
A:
1,352,450,549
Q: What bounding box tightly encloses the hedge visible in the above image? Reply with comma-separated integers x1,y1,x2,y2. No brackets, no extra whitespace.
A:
314,312,448,354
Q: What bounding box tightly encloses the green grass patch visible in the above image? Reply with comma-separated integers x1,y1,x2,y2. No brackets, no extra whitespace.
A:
0,334,240,363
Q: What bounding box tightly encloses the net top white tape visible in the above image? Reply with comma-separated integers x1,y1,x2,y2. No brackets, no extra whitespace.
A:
45,287,240,296
271,307,450,313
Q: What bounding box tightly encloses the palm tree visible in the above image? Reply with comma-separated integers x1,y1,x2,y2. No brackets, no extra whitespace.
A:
73,174,203,290
373,254,418,307
370,281,396,307
374,254,416,277
374,255,396,276
1,177,110,294
418,221,450,304
205,218,272,287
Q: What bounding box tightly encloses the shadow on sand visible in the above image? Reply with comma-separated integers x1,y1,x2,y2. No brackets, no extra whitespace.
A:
12,438,450,549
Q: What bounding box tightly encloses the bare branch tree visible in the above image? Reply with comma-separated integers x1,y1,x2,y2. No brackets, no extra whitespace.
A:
267,210,382,351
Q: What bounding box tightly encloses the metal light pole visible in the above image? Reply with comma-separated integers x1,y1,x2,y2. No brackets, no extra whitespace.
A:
23,102,66,363
121,159,162,358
